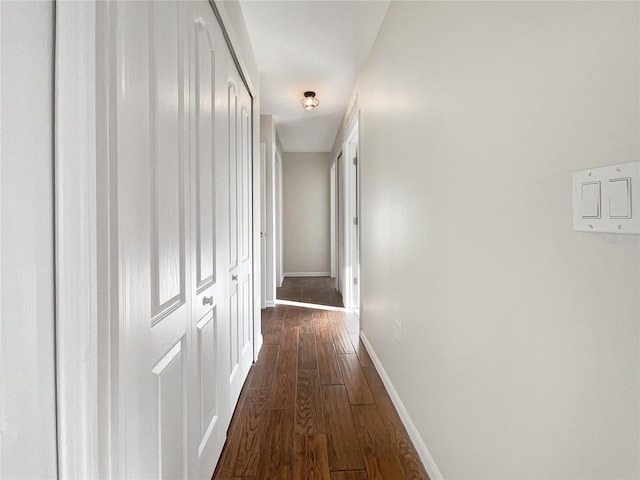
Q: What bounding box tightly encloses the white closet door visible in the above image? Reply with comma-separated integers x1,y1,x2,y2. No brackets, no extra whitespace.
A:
112,2,253,478
186,2,233,478
227,63,254,406
114,2,191,477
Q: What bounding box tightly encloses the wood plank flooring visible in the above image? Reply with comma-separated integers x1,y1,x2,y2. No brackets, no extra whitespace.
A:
213,277,429,480
277,276,344,307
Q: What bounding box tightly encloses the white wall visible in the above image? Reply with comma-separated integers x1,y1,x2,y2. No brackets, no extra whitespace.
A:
343,2,640,478
283,152,332,275
0,2,57,478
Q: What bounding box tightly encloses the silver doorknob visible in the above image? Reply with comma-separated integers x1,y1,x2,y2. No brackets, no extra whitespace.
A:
202,296,213,306
232,274,238,281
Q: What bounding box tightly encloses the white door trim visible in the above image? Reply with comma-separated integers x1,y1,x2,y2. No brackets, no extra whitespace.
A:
55,2,104,477
330,163,337,279
343,112,360,311
1,2,58,476
275,150,284,288
209,1,255,100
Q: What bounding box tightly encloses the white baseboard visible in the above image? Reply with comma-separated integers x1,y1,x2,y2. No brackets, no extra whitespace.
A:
360,331,443,480
265,300,275,308
283,272,331,277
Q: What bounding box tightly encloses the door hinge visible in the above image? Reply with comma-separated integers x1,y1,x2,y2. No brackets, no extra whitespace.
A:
353,216,358,226
353,277,358,286
353,155,358,166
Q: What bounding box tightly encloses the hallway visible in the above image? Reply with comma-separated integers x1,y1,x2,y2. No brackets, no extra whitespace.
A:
3,2,639,478
213,278,429,480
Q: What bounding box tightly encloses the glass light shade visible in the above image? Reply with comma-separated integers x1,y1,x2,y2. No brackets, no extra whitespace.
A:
301,92,319,110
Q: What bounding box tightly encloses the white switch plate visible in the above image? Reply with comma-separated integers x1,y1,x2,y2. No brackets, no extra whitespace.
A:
573,161,640,234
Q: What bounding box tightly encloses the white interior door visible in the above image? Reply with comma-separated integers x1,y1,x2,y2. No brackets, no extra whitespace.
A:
227,66,254,405
114,3,193,477
187,3,232,477
260,143,267,309
111,2,253,478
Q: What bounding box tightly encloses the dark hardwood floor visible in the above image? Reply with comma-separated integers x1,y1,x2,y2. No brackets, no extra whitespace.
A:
213,277,429,480
277,276,344,307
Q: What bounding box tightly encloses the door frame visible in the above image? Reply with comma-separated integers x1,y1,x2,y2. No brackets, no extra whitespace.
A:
343,112,360,312
275,150,284,288
55,2,260,476
334,152,343,294
55,2,106,476
330,162,337,279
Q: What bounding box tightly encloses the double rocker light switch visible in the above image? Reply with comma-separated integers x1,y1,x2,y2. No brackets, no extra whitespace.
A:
573,161,639,234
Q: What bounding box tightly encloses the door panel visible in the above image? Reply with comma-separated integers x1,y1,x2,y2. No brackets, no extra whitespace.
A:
197,315,215,430
228,83,239,271
194,16,215,292
151,0,186,321
153,341,185,480
241,107,251,262
227,80,241,396
229,286,239,380
242,277,251,347
196,310,218,452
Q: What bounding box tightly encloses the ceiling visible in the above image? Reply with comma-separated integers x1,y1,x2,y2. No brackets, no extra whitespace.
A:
239,0,390,152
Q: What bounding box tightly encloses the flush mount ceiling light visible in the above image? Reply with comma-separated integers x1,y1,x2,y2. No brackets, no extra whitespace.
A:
301,91,320,111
